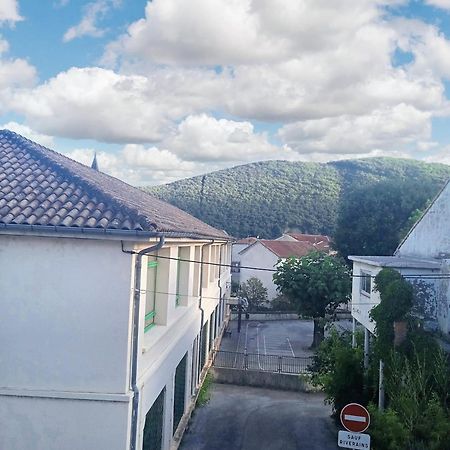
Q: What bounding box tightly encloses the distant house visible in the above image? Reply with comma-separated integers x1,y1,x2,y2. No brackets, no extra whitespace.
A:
276,232,332,252
0,130,231,450
350,180,450,341
235,235,332,302
231,237,258,284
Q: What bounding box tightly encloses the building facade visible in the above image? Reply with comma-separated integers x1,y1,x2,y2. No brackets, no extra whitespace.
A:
350,180,450,339
0,130,231,450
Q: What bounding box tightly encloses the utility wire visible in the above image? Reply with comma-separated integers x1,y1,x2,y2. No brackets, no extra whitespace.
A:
147,253,450,279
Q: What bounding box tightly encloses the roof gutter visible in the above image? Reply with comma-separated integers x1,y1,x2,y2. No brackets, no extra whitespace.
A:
0,223,230,241
125,236,165,450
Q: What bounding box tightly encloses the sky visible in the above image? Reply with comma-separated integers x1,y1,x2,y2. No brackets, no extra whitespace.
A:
1,0,450,186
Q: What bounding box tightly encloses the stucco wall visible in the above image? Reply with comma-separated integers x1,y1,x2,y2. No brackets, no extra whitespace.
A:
0,395,131,450
0,234,133,393
239,243,279,300
397,182,450,259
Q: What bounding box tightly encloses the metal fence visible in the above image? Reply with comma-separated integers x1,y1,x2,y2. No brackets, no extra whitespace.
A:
212,350,313,375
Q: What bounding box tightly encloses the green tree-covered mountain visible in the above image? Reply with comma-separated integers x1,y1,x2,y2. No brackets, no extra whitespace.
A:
145,158,450,246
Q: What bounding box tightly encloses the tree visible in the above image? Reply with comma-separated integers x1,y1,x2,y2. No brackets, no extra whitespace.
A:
273,251,351,348
239,277,268,310
334,179,437,258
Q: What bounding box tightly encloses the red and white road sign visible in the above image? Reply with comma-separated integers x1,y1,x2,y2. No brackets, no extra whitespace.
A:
340,403,370,433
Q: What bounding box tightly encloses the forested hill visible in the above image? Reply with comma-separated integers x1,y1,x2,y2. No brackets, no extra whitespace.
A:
145,158,450,242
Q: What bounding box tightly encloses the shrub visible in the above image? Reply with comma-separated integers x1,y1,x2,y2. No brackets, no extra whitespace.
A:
367,404,409,450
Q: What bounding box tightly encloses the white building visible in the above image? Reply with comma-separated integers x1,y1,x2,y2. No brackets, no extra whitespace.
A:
350,180,450,338
0,130,231,450
235,238,330,301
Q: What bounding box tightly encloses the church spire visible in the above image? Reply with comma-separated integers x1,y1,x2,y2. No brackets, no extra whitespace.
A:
91,152,99,171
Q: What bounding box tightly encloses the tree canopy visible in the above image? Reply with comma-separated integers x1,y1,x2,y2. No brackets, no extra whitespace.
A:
334,178,439,257
146,157,450,246
273,251,351,347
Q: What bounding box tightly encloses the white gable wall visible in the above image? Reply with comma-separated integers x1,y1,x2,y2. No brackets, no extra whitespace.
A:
397,181,450,259
239,242,279,301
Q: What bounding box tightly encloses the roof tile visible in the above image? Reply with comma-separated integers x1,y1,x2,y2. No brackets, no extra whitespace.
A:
0,130,227,238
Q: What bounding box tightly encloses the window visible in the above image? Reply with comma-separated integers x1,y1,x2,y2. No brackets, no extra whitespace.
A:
145,255,158,332
173,353,187,434
360,271,372,295
143,387,165,450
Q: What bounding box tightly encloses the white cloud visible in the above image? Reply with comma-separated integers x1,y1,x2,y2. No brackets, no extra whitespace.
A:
423,147,450,168
0,0,22,25
3,0,450,181
424,0,450,10
0,37,36,95
0,122,54,147
8,66,226,142
279,104,432,154
163,114,287,162
63,0,121,42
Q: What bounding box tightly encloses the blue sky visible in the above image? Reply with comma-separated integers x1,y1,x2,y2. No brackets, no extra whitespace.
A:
1,0,450,185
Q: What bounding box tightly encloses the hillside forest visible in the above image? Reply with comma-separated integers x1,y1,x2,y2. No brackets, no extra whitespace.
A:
146,157,450,258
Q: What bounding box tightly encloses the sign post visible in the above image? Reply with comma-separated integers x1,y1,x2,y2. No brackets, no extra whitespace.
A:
338,403,371,449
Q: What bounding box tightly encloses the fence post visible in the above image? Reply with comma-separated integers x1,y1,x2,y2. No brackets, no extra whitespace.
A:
277,356,282,373
244,349,248,370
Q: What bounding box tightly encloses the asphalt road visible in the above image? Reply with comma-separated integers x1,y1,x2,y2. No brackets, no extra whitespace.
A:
181,384,339,450
220,319,352,358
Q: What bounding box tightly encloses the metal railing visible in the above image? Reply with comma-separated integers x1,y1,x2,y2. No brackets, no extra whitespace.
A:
212,350,312,375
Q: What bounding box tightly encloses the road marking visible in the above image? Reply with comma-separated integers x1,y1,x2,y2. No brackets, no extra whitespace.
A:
234,328,242,367
256,325,262,369
286,337,295,357
344,415,367,423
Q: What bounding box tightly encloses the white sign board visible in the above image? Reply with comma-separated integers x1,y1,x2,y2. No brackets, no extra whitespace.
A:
338,430,370,449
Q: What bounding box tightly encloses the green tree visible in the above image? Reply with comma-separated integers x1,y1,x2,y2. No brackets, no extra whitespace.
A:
334,179,437,258
273,251,351,348
239,277,268,310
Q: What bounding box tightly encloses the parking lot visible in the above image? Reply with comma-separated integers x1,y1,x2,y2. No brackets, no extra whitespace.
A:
221,319,315,357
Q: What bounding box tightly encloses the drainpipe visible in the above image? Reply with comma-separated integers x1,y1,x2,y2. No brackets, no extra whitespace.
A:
127,236,165,450
198,240,214,366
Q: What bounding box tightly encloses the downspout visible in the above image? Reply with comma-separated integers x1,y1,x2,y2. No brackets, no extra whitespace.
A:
198,240,214,363
127,236,165,450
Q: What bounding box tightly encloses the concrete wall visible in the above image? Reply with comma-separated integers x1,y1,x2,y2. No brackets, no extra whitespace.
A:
0,395,131,450
211,367,317,392
397,182,450,259
239,242,279,300
0,235,133,393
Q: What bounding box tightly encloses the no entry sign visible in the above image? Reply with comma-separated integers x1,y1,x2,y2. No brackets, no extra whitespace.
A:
340,403,370,433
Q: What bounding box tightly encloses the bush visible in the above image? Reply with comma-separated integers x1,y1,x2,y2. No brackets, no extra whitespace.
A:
270,294,295,311
367,404,409,450
311,329,365,416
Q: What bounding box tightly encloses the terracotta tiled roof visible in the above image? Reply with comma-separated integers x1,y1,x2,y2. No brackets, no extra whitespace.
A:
259,240,317,258
0,130,228,238
285,232,331,250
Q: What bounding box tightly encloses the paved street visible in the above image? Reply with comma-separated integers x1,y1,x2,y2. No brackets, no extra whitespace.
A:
220,319,352,357
181,384,339,450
